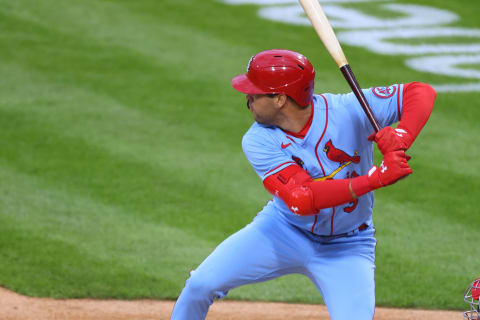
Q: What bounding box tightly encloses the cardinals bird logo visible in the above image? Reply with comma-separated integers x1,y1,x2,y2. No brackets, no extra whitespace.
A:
315,140,360,181
324,140,360,164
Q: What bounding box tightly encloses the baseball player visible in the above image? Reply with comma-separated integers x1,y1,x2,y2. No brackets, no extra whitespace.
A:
170,49,436,320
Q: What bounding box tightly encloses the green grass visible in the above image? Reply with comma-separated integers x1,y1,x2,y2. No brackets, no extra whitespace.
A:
0,0,479,311
458,63,480,71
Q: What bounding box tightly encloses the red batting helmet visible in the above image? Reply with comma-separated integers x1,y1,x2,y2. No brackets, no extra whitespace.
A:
464,278,480,320
232,49,315,107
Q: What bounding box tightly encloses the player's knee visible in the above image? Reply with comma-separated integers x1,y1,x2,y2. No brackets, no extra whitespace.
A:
184,272,226,300
184,274,208,295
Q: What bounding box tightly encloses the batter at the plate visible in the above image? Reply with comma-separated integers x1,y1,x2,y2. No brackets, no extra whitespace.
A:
171,49,436,320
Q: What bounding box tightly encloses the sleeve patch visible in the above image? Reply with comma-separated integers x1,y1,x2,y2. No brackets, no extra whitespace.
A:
372,85,396,98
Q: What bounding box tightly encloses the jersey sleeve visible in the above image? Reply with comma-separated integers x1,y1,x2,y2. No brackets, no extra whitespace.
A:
362,84,404,128
242,129,296,181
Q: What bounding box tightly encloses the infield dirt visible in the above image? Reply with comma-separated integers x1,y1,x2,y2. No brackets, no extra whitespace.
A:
0,286,460,320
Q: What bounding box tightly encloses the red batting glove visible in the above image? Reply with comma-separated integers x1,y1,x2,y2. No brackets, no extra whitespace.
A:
367,150,413,189
368,126,412,155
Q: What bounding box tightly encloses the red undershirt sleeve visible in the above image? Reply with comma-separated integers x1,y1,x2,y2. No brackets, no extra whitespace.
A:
309,175,372,210
398,82,436,148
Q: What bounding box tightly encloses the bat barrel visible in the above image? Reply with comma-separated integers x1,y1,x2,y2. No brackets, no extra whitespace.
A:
299,0,348,68
340,64,382,132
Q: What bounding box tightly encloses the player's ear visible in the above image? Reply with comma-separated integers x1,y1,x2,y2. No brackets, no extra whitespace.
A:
274,94,288,109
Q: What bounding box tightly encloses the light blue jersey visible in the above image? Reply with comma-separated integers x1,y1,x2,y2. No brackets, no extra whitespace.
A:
171,84,404,320
242,84,403,235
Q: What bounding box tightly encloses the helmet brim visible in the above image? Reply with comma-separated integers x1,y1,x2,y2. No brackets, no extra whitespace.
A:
232,74,270,95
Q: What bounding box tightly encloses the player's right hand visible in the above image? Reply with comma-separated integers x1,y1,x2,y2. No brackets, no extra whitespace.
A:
366,150,413,189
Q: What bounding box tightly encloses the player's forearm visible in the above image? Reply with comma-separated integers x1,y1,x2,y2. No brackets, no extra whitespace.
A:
264,165,357,216
272,174,378,215
310,177,365,211
398,82,436,148
310,174,384,211
265,175,364,216
264,153,411,215
312,151,412,211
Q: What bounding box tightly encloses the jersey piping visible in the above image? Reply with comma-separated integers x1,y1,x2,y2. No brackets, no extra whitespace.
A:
311,94,329,233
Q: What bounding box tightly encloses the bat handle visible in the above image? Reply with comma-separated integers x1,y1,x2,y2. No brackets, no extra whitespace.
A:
340,64,382,133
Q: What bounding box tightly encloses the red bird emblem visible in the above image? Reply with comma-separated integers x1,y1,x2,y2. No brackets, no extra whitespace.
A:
323,140,360,164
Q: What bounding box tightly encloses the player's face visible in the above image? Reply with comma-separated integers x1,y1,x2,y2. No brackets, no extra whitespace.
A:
245,94,278,125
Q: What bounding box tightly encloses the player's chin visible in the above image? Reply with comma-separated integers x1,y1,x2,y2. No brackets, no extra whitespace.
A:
252,113,262,122
255,116,273,126
251,110,260,121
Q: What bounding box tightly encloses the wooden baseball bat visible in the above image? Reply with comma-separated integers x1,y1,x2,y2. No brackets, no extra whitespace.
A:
298,0,381,132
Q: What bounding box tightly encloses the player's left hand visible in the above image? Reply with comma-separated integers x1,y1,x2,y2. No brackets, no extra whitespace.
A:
368,126,412,155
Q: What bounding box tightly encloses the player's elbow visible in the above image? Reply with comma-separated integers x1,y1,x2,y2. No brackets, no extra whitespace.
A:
264,179,317,216
418,82,437,101
406,81,437,103
283,185,318,216
263,165,318,216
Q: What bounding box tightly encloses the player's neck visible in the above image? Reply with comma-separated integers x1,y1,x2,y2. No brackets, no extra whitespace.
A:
277,103,312,134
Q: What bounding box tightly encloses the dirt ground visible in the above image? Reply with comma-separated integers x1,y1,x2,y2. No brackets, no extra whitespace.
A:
0,286,461,320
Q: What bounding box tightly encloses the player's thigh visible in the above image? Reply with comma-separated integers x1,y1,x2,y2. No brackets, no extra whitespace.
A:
306,233,377,320
188,211,310,294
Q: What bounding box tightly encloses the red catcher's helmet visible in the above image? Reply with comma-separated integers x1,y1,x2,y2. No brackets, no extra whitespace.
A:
464,278,480,320
232,49,315,107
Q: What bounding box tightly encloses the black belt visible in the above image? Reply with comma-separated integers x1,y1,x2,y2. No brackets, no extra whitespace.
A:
317,223,369,239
